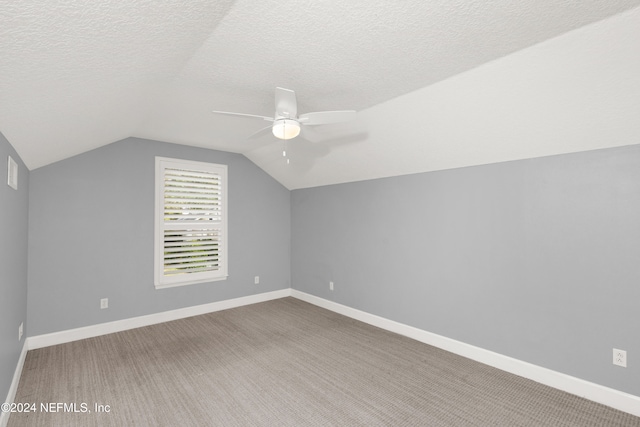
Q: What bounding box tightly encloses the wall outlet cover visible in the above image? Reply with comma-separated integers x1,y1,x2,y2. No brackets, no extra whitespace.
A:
613,348,627,367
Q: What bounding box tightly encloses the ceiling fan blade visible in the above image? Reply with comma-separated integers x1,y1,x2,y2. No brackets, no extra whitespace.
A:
212,110,273,121
298,110,356,125
300,126,324,143
275,87,297,118
248,124,274,139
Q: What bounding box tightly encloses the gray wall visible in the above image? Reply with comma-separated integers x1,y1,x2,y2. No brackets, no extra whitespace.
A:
0,132,29,402
27,137,290,336
291,144,640,396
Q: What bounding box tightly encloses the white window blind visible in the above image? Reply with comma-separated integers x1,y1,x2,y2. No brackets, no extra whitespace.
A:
155,157,228,289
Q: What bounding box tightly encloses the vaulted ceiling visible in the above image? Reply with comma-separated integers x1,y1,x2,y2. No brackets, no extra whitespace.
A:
2,1,640,189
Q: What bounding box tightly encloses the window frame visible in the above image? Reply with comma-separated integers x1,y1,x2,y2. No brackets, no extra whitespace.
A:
154,157,228,289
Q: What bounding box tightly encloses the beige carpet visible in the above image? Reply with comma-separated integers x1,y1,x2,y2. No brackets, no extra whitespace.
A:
9,297,640,426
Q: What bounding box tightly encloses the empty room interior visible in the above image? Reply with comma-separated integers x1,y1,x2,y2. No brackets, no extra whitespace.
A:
1,1,640,425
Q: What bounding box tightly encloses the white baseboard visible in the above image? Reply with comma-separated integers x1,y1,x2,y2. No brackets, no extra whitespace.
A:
28,289,292,350
0,340,29,427
290,289,640,418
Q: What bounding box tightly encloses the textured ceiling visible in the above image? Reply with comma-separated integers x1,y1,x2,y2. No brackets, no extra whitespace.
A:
1,0,640,189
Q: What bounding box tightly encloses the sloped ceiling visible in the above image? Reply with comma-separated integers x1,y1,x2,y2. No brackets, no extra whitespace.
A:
1,1,640,189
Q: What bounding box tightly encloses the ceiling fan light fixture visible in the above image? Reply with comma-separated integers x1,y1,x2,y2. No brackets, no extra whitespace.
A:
272,119,301,140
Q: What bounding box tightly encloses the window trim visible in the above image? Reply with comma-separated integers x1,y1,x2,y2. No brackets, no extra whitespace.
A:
154,157,228,289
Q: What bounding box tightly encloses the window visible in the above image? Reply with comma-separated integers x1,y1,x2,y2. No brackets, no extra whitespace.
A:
154,157,228,289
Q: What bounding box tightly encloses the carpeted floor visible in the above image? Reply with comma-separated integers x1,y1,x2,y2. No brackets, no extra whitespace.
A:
8,297,640,426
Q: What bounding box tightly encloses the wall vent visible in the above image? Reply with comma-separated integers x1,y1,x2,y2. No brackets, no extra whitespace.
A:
7,156,18,190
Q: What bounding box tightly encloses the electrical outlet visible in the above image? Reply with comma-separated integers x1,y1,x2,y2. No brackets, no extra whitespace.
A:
613,348,627,367
254,276,260,284
100,298,109,309
329,281,334,291
18,322,23,341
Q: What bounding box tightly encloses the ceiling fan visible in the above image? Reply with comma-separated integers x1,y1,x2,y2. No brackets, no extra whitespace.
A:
212,87,356,141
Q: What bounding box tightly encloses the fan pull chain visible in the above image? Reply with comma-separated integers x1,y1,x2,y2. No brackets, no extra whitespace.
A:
283,140,290,165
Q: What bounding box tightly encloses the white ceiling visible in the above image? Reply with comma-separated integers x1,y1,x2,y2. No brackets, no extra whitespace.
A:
2,1,640,189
